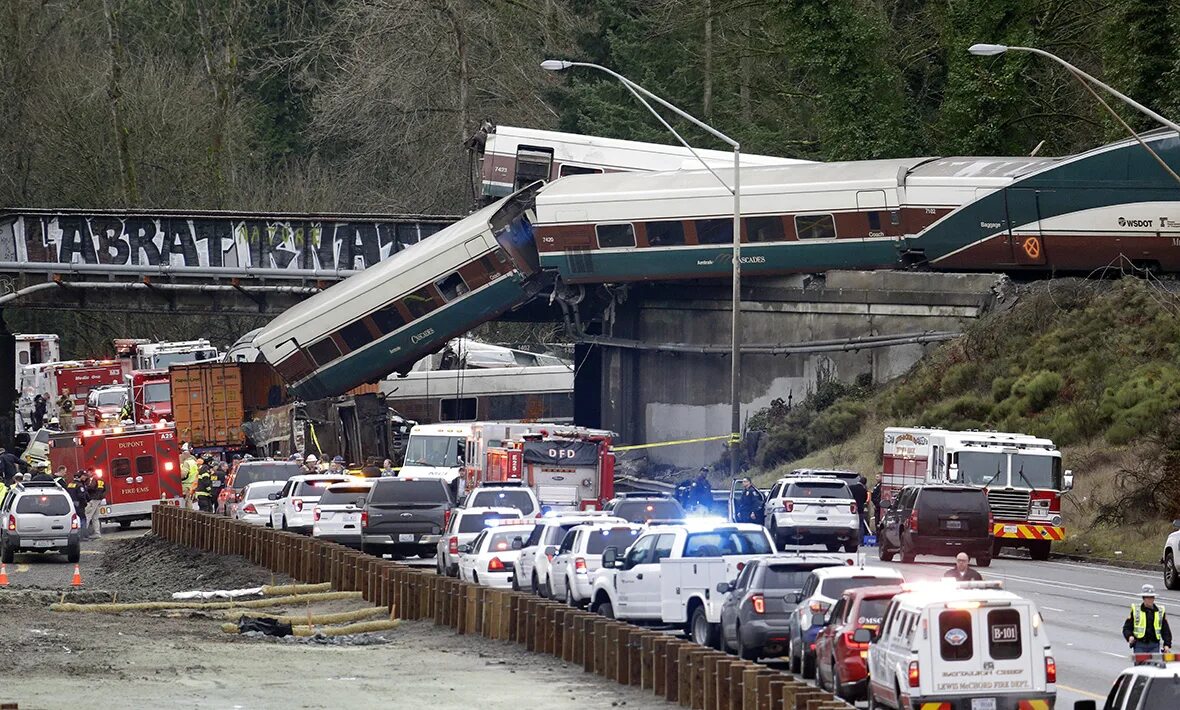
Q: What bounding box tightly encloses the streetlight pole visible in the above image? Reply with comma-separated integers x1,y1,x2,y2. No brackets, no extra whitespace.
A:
541,59,744,480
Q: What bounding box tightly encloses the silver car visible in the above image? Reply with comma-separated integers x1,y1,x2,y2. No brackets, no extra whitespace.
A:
231,481,286,526
436,506,522,577
0,480,81,563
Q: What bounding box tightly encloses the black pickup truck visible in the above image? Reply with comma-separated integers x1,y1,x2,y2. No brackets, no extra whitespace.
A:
361,478,456,558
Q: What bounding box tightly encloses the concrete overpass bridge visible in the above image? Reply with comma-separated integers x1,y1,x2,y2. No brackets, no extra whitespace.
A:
0,208,458,315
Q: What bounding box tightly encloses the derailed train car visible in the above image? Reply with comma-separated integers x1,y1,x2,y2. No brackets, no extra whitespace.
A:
257,131,1180,399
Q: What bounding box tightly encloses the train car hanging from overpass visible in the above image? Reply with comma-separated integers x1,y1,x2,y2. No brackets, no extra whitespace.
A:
253,184,546,400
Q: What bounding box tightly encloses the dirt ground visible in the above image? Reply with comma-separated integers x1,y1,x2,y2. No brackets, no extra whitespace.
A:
0,536,671,710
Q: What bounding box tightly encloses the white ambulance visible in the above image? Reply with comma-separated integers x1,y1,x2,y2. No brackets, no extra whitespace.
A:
867,581,1056,710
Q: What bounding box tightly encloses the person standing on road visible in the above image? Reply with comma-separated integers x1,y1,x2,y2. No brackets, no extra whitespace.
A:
0,448,16,481
849,474,869,540
193,466,214,512
56,390,75,431
210,461,228,511
32,393,47,430
52,465,68,488
65,470,90,531
381,459,396,477
1124,584,1172,654
870,480,883,529
944,552,984,582
691,468,713,514
180,449,199,508
84,468,106,540
734,478,765,524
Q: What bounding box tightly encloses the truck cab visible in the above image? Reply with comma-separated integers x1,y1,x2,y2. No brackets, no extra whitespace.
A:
401,423,474,488
590,521,775,644
128,369,171,423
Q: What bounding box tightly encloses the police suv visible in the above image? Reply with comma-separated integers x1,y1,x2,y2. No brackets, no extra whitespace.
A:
1084,653,1180,709
867,580,1056,710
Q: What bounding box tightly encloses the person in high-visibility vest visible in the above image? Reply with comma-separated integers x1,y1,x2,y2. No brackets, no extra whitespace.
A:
1124,584,1172,654
180,448,200,504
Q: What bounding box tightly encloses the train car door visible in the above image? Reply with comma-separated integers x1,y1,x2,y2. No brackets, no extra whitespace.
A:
1003,188,1047,266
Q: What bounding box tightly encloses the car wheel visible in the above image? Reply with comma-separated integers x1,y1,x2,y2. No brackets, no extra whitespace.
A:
844,539,859,553
511,571,521,591
436,556,445,576
867,687,881,710
541,576,553,600
472,572,479,585
975,554,992,568
816,658,828,691
801,648,816,680
66,542,80,564
737,625,759,661
900,542,916,564
878,542,895,562
565,585,576,607
118,520,132,530
831,657,849,700
992,538,1003,558
530,572,540,596
280,516,288,531
1,540,13,564
689,606,720,649
789,636,802,674
597,600,614,619
1166,551,1180,590
771,521,786,550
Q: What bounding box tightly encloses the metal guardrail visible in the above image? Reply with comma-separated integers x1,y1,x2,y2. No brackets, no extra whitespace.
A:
151,505,854,710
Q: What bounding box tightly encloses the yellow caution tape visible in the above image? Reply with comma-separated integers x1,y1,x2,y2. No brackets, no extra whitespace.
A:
309,423,323,456
613,434,733,452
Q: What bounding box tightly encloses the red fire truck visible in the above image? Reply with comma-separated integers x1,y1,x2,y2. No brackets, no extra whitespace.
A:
476,428,616,511
19,360,124,430
48,421,184,528
128,369,172,423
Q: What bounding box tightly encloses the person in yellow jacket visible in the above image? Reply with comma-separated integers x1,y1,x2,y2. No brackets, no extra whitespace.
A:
180,446,200,504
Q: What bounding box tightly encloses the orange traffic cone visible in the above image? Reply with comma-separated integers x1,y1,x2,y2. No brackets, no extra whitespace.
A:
70,564,82,587
0,563,8,586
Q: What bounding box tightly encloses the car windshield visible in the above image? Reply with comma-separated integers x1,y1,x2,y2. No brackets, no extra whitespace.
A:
1010,453,1062,490
143,382,170,403
370,480,450,505
94,390,125,406
855,598,893,627
235,463,302,488
459,511,519,533
404,435,465,467
487,528,531,551
586,527,641,554
16,494,72,516
318,486,371,506
293,478,348,496
820,576,901,599
763,564,840,589
244,482,285,500
785,482,850,499
683,530,772,557
471,489,535,513
613,499,684,522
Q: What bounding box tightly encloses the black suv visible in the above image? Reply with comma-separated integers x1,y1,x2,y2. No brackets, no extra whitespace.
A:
361,478,455,558
877,484,992,566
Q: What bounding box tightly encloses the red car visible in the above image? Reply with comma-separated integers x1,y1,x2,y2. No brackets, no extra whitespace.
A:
814,584,903,702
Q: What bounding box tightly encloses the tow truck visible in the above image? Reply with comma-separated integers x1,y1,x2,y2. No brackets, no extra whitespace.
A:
47,421,184,528
589,520,776,647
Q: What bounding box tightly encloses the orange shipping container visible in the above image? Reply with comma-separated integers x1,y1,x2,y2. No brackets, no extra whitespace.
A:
170,362,286,448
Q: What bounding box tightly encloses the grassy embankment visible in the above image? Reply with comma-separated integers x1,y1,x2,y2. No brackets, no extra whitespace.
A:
749,278,1180,565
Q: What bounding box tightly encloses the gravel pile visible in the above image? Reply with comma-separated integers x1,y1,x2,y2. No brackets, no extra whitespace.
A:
92,534,291,600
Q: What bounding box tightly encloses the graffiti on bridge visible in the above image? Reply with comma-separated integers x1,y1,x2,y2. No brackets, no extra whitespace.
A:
0,213,451,271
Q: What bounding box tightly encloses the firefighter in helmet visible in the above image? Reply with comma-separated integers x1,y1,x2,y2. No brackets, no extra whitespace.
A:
193,462,214,513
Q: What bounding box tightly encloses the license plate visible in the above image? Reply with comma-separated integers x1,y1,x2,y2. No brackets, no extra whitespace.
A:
398,534,416,543
972,698,997,710
30,539,54,548
1003,525,1018,534
944,520,963,530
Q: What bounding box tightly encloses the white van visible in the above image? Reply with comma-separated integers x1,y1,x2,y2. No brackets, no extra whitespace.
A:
867,581,1055,710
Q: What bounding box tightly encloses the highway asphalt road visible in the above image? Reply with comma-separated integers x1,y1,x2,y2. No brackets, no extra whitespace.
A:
1,521,150,590
880,551,1168,708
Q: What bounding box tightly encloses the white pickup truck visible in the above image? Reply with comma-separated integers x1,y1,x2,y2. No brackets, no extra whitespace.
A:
589,521,776,647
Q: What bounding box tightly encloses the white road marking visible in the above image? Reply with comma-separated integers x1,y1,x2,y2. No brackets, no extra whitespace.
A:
983,569,1180,605
1041,606,1065,612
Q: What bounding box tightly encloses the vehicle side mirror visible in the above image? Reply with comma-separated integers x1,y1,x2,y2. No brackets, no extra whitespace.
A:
457,544,471,554
1072,702,1097,710
947,463,960,482
1063,469,1074,491
1174,519,1180,530
544,545,558,557
267,493,279,500
512,538,524,550
355,497,367,507
852,628,872,644
793,591,804,604
716,581,734,594
811,613,826,628
602,546,619,568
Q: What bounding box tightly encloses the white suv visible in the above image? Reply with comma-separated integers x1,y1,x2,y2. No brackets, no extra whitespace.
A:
463,486,541,518
268,474,351,532
436,506,522,577
1161,520,1180,589
0,480,81,563
548,522,643,607
512,512,625,597
764,476,859,552
867,581,1055,710
1095,653,1180,708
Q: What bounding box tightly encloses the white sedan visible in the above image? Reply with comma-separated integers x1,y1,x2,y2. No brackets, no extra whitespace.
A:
457,522,538,588
231,481,286,526
549,522,642,606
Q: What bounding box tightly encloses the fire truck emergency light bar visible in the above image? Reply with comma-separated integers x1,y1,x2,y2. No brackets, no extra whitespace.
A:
79,421,172,438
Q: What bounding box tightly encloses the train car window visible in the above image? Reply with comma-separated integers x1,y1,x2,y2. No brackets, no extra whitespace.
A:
746,216,784,242
795,214,837,240
645,221,686,247
435,272,470,301
559,164,604,177
515,146,554,189
695,219,733,244
339,320,375,351
371,304,406,335
868,211,882,231
402,287,436,319
596,223,635,249
275,351,315,382
308,337,342,366
440,397,477,422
